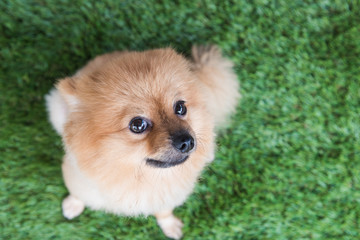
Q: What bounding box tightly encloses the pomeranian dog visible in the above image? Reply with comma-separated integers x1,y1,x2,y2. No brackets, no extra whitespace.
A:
46,45,239,239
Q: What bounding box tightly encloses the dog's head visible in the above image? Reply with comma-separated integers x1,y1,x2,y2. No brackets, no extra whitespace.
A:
57,49,214,174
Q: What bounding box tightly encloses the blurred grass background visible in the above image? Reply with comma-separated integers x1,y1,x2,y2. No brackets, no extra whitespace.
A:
1,0,360,239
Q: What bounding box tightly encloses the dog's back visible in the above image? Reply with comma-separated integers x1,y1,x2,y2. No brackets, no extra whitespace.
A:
191,45,240,128
45,89,68,135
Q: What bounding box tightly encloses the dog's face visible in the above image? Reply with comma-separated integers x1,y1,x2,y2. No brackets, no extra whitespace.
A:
130,99,196,169
58,49,214,179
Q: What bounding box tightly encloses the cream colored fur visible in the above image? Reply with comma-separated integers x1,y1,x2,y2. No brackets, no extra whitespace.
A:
46,46,239,239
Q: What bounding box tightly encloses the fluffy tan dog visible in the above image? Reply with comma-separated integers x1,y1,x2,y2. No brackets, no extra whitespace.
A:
46,45,239,239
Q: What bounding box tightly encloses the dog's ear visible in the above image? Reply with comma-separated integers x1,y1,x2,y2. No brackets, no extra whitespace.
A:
56,77,79,109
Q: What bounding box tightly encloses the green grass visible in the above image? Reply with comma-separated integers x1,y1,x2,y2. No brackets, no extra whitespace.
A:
1,0,360,239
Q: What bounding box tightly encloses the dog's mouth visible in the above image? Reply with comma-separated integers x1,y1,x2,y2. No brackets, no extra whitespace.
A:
146,155,189,168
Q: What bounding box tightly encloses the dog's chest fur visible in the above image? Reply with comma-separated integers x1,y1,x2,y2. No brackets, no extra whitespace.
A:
62,150,204,216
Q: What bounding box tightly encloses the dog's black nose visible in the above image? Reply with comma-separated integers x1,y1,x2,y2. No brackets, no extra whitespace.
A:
171,132,195,153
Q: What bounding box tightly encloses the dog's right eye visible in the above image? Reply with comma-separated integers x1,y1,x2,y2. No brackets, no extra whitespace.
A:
174,101,187,116
129,117,149,134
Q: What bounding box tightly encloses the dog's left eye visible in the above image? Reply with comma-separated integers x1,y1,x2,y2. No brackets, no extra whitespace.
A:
174,101,187,116
129,117,149,134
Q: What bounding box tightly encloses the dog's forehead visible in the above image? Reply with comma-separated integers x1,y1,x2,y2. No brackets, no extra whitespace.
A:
83,49,193,116
110,52,191,98
120,50,191,88
116,79,187,124
122,89,180,117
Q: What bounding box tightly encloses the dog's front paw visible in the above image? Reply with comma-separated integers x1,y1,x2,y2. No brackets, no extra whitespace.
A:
156,212,184,239
62,195,85,219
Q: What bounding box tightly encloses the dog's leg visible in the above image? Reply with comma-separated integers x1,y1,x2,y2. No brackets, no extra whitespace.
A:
155,210,184,239
62,195,85,219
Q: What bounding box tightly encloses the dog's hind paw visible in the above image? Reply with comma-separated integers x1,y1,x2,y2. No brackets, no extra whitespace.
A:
62,195,85,219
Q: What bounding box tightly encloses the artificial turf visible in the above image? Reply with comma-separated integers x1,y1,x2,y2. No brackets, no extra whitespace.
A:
1,0,360,239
